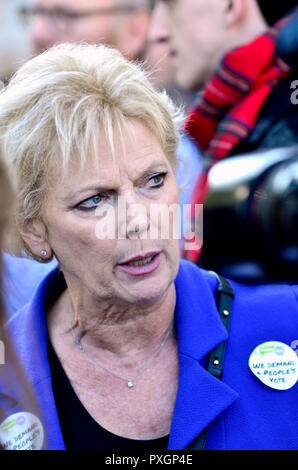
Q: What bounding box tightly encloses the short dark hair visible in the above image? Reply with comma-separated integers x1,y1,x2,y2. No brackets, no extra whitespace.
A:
257,0,297,25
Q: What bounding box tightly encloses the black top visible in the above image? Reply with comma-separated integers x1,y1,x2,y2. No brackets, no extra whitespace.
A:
230,70,298,157
47,338,169,450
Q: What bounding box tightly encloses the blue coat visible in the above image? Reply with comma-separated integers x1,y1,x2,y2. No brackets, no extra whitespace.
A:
1,259,298,450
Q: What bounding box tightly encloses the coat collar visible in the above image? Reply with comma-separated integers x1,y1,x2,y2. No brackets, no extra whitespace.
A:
169,260,239,450
4,261,238,450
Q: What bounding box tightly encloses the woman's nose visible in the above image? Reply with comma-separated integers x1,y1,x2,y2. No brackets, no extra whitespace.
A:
118,194,150,240
127,204,150,239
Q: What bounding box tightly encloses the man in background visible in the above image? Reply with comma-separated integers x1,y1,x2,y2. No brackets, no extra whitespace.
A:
161,0,298,262
21,0,153,61
145,1,196,107
162,0,298,154
0,0,31,83
145,0,202,227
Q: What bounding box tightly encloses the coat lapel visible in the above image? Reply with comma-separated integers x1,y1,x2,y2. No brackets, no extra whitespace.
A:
168,261,239,450
3,268,66,450
3,261,238,450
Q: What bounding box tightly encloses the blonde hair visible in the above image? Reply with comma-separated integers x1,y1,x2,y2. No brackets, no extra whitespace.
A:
0,43,183,260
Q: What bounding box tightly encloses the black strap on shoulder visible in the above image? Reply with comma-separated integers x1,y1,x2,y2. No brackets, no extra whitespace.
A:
207,273,234,379
190,272,234,450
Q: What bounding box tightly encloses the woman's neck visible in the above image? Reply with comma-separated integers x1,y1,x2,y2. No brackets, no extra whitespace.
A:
48,278,177,361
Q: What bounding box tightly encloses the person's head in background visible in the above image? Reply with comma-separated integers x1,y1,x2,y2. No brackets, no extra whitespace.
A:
161,0,298,91
21,0,154,61
145,1,174,90
145,1,197,108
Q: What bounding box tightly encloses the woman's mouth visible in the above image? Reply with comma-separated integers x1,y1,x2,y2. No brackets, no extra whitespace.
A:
117,252,162,276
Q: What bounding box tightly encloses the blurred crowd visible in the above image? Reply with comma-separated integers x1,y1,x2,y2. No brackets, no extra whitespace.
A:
0,0,297,319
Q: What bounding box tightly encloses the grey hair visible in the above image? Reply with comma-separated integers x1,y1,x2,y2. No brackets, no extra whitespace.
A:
0,43,183,260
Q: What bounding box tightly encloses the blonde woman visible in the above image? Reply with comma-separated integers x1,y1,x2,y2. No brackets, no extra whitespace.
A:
0,44,297,450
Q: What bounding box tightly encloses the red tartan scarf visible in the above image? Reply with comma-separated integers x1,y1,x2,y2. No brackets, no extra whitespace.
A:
182,18,293,262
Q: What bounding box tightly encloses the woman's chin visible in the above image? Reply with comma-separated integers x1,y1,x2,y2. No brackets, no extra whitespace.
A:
115,256,175,305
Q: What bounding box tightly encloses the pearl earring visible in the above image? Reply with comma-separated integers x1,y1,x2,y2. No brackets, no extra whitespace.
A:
40,250,47,257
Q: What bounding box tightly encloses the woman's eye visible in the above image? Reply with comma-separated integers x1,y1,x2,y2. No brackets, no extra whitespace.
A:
147,172,167,188
77,194,104,211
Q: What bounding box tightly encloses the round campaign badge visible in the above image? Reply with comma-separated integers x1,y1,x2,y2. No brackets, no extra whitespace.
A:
249,341,298,391
0,412,44,450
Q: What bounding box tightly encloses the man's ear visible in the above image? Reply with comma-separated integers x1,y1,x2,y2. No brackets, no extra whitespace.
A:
19,217,52,259
224,0,247,26
117,10,151,60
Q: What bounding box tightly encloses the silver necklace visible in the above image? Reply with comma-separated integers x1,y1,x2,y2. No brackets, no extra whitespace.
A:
71,319,174,389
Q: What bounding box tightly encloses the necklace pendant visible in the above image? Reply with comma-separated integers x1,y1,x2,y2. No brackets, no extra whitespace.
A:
127,381,134,388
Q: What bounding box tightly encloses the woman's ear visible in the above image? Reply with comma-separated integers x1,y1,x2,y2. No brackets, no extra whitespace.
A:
224,0,247,27
19,217,52,260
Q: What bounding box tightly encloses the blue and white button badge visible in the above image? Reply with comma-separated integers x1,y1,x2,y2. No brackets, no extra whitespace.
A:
249,341,298,390
0,412,44,450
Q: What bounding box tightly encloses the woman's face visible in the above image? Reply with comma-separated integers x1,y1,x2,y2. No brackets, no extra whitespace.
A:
41,120,180,306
